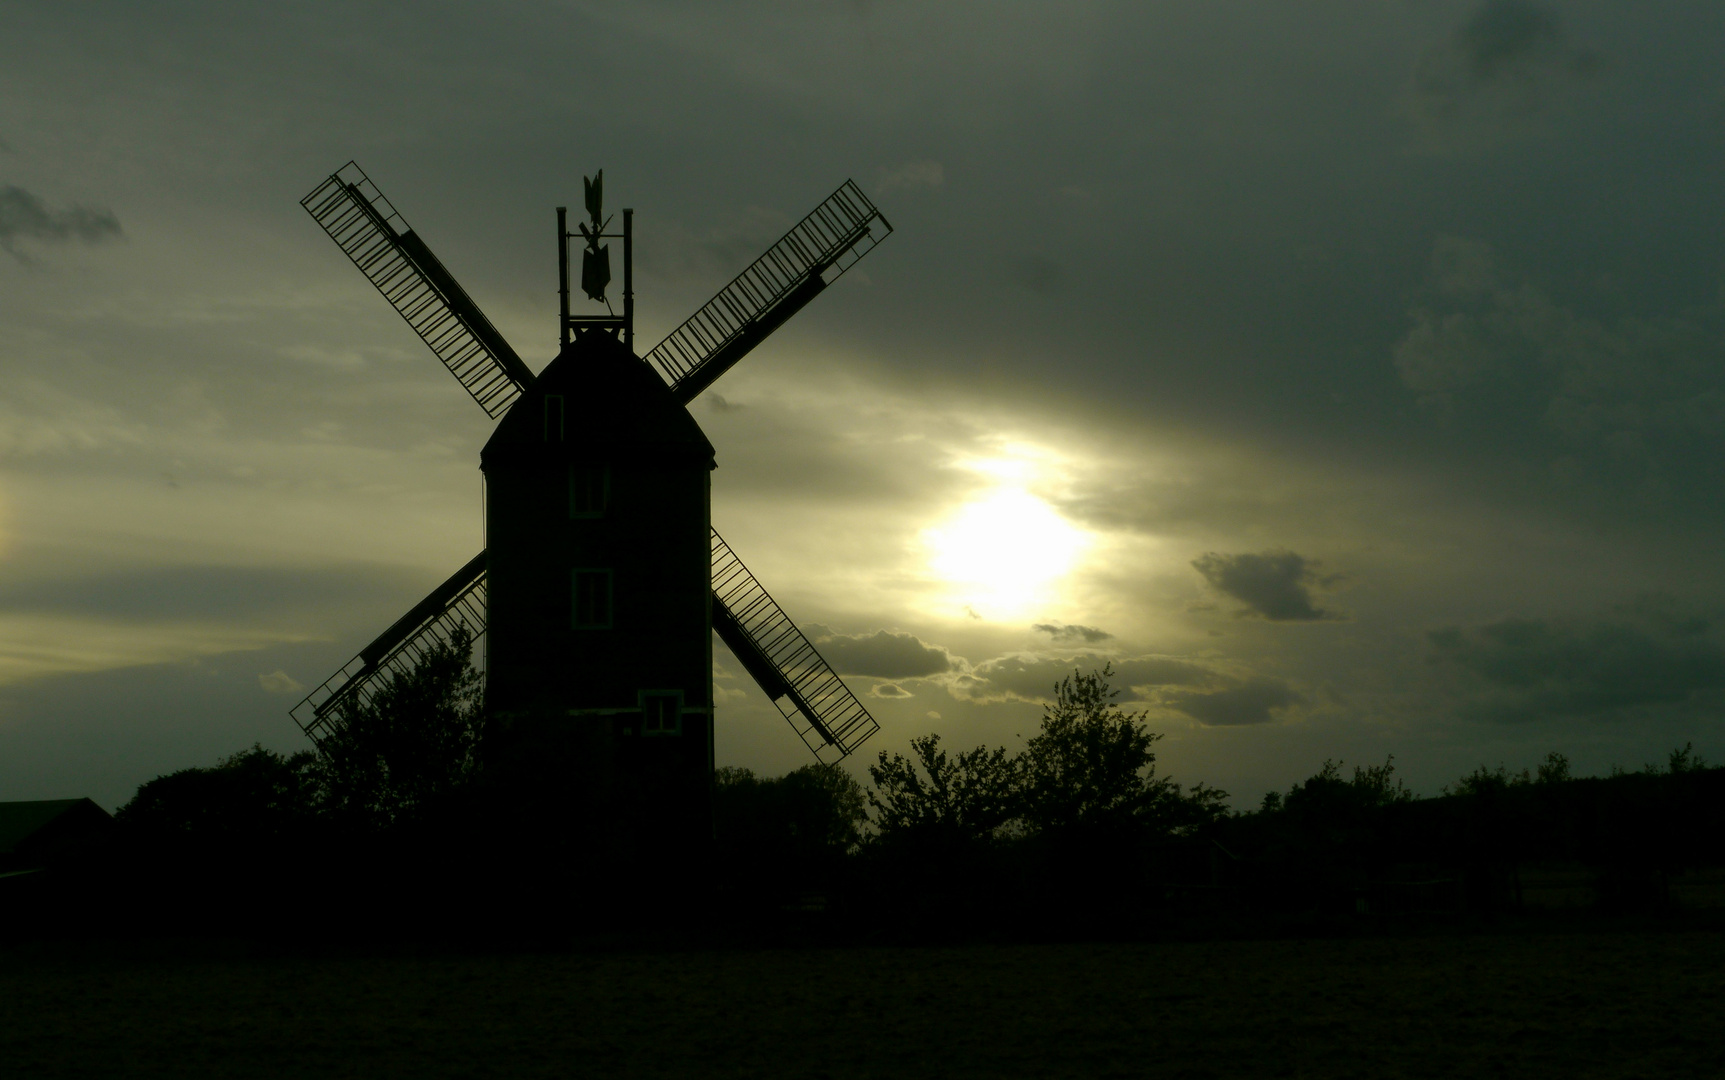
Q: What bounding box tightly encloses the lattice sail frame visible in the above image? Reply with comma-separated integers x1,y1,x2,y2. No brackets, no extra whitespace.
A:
292,539,880,762
646,180,891,403
301,162,532,418
710,529,880,763
289,567,487,743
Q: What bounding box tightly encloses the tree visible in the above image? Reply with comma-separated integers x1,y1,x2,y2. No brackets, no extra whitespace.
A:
1346,756,1416,806
315,624,485,827
1269,757,1416,833
715,764,868,859
866,734,1020,848
714,763,869,905
117,744,322,840
778,763,869,856
1668,742,1708,774
1020,665,1225,840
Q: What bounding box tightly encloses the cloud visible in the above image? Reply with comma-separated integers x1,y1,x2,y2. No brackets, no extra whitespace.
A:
1428,596,1725,723
257,670,304,695
951,653,1212,705
811,628,953,679
869,682,912,699
1401,0,1602,154
0,185,122,255
1191,551,1341,622
875,160,944,193
1033,623,1113,644
1455,0,1566,80
0,564,420,624
1393,236,1725,497
1165,677,1302,726
1392,237,1513,398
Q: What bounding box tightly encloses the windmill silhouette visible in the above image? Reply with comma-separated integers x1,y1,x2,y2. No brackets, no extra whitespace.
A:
289,163,891,828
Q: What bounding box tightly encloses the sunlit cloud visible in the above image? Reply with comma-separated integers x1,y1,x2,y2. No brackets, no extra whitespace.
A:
0,614,308,687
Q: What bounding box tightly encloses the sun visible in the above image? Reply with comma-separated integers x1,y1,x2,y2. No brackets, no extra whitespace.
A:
923,483,1088,622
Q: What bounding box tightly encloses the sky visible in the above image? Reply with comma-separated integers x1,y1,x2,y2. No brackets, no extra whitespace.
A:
3,0,1725,811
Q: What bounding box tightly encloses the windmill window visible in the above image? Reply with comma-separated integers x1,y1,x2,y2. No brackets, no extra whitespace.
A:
571,569,612,628
570,463,609,517
544,395,565,442
640,690,683,736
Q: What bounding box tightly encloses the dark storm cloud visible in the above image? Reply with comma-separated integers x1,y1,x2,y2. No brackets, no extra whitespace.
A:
1428,597,1725,723
812,628,953,679
1394,236,1725,504
1165,677,1303,727
1403,0,1602,152
1191,551,1341,622
0,564,422,623
0,185,121,254
953,653,1212,705
1033,623,1113,644
1456,0,1564,80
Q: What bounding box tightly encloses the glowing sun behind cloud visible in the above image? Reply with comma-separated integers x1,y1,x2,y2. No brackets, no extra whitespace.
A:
922,476,1088,623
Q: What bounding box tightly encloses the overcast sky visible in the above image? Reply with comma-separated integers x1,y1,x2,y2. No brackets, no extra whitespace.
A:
4,0,1724,810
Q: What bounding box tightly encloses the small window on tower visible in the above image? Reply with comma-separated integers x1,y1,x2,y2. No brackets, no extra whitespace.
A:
640,690,683,736
571,569,612,628
570,463,609,518
544,395,565,442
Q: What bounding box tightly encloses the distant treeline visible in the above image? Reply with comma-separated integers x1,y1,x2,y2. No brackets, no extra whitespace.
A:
6,642,1722,943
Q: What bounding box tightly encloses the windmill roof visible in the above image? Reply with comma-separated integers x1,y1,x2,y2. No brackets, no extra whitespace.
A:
481,330,714,467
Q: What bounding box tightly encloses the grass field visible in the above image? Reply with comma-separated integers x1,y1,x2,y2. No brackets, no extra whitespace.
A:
3,930,1722,1078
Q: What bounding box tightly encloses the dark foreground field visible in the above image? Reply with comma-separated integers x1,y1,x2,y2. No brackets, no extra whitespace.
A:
3,930,1722,1078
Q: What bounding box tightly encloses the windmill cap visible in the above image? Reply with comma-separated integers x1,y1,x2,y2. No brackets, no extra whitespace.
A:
480,329,716,468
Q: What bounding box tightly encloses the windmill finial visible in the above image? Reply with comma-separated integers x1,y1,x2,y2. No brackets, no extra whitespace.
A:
584,170,603,226
579,170,611,304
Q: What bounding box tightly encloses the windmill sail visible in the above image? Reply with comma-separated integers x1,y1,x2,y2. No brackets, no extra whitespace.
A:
646,180,892,406
289,552,488,741
302,162,536,418
710,529,880,763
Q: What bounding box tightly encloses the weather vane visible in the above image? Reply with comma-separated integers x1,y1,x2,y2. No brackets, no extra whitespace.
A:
557,170,632,350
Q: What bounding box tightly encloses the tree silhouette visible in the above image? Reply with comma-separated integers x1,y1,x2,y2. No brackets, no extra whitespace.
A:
117,744,322,840
866,734,1020,849
1020,665,1225,841
316,625,485,828
714,763,869,909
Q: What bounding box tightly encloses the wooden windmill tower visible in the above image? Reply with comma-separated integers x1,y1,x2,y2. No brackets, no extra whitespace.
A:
290,162,890,853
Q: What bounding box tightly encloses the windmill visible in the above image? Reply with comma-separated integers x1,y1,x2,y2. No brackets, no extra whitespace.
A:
289,162,891,850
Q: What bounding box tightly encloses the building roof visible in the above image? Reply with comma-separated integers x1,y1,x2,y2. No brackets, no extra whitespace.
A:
481,330,715,468
0,798,111,856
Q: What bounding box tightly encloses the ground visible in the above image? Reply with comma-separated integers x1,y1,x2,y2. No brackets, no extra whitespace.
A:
3,930,1721,1078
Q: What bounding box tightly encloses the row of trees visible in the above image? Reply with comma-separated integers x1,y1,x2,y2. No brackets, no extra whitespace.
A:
120,654,1224,853
104,633,1725,934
